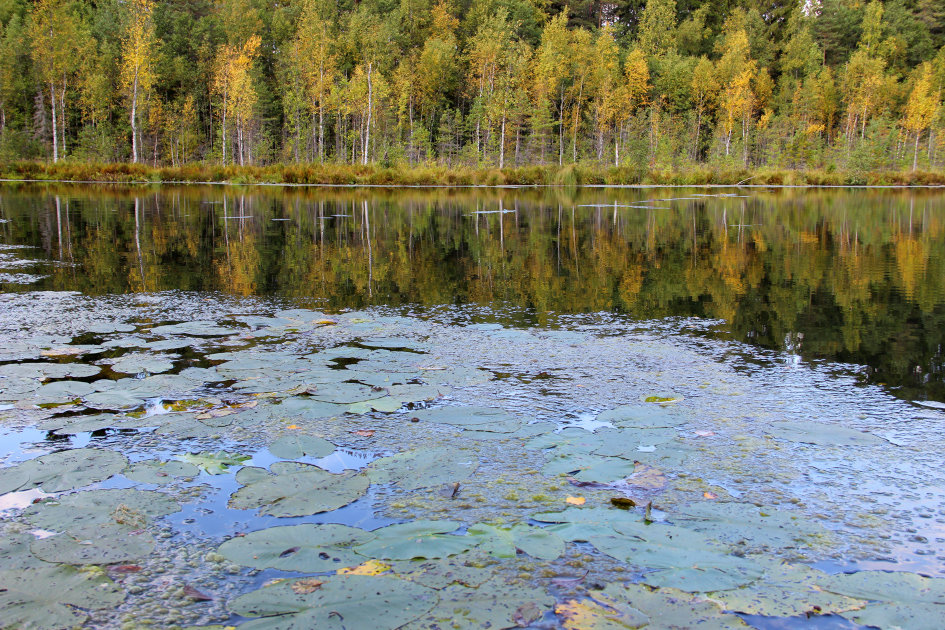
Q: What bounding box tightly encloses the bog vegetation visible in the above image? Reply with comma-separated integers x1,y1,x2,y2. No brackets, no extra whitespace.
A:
1,0,944,178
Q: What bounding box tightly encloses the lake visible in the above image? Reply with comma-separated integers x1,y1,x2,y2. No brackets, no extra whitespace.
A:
1,183,944,629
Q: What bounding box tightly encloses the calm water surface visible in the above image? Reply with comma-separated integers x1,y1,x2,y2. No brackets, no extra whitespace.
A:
1,183,943,403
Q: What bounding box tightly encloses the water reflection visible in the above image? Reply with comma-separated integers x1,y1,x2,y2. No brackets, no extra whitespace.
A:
1,184,944,402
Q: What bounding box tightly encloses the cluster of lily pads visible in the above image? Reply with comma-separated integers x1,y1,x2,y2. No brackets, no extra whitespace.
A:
0,306,942,629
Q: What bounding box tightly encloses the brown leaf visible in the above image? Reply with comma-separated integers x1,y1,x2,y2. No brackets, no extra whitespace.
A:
565,496,585,505
513,601,543,627
41,348,84,357
703,492,718,499
291,578,325,594
183,585,212,601
352,430,375,437
109,564,142,574
610,497,636,509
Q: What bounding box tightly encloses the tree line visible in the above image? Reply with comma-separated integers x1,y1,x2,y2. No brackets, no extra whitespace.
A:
1,0,944,172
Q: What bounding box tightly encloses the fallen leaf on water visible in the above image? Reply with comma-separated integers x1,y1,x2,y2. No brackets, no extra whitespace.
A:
352,430,375,437
556,598,647,629
514,601,544,627
183,585,212,601
695,430,715,437
625,462,667,491
315,319,337,325
109,564,142,573
610,497,636,509
286,424,300,430
291,578,325,594
337,559,391,576
566,497,586,506
703,492,718,499
41,348,84,357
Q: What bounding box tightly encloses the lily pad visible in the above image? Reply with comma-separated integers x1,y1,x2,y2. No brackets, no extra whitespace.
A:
555,597,648,629
218,524,374,572
179,451,250,475
0,565,125,630
354,521,473,560
468,523,565,560
706,561,866,616
0,362,101,380
842,602,945,627
595,405,688,428
366,447,478,490
30,523,156,565
268,434,335,460
149,321,241,336
0,465,30,495
82,390,147,410
109,355,176,375
231,574,437,630
410,406,522,432
820,570,945,603
592,427,678,458
23,488,181,531
306,382,387,404
16,447,128,492
124,459,200,485
31,380,96,401
392,554,496,589
229,462,369,517
675,502,832,550
542,452,638,483
599,583,749,629
348,397,403,414
405,578,554,630
764,421,888,446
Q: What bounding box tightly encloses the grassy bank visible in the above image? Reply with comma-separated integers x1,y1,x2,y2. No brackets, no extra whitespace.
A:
2,161,945,187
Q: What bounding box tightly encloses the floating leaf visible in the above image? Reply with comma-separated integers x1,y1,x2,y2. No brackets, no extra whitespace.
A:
218,524,374,572
567,497,586,506
230,575,437,630
555,597,648,629
706,561,866,616
0,465,30,495
467,523,565,560
543,453,638,483
598,583,748,629
595,405,687,429
0,565,125,630
124,459,199,485
268,434,335,460
306,382,387,404
23,488,181,531
675,502,831,551
410,406,522,433
0,362,101,380
366,447,478,490
842,602,945,628
338,559,392,576
15,447,128,493
179,451,250,475
149,321,240,336
30,523,156,565
110,355,175,375
765,421,887,446
229,461,369,517
393,555,495,589
406,578,554,630
354,521,472,560
820,570,945,604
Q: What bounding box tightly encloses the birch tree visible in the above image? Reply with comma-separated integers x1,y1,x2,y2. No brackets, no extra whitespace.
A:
120,0,156,164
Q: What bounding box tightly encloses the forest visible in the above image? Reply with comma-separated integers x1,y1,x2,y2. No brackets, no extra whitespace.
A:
1,0,945,176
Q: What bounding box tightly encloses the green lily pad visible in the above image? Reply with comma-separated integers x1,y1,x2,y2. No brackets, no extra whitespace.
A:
269,434,335,460
16,447,128,492
392,554,496,589
0,362,101,380
354,521,473,560
0,465,30,495
31,380,96,401
592,427,678,458
124,459,199,485
179,451,250,475
820,570,945,603
525,427,605,453
277,397,347,420
348,397,403,414
675,502,832,550
82,390,147,410
23,488,181,531
707,561,866,616
0,531,47,569
468,523,565,560
149,321,241,336
542,452,638,483
0,565,125,630
842,602,945,627
555,596,648,629
218,524,374,572
410,406,521,432
533,507,643,529
765,421,888,446
404,578,554,629
595,405,688,428
306,382,387,403
30,523,156,565
109,355,176,375
599,583,749,629
41,413,155,435
231,574,437,630
366,447,478,490
229,462,369,517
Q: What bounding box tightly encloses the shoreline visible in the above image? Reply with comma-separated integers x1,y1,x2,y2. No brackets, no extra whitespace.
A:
2,161,945,188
